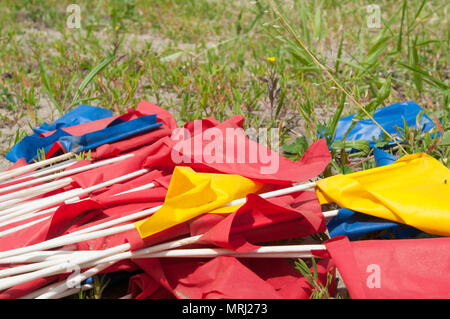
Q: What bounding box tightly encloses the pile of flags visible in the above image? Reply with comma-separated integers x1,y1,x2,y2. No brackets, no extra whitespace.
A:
0,100,448,299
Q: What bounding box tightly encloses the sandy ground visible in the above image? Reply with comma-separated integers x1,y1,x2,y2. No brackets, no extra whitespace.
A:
0,26,342,172
0,94,56,171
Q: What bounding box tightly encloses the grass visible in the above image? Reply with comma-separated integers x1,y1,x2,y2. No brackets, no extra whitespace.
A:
0,0,448,298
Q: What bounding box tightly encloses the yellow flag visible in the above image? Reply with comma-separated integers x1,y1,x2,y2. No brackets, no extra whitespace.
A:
316,153,450,236
134,166,264,238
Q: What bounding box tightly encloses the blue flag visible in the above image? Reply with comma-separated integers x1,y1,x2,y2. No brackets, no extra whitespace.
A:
6,111,161,163
333,101,435,147
33,105,113,135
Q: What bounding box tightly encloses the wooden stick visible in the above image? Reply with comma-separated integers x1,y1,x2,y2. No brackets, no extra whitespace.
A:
0,159,77,186
0,152,75,183
0,243,131,291
0,169,149,225
0,182,333,262
0,181,157,234
31,243,325,299
0,153,134,195
0,178,73,205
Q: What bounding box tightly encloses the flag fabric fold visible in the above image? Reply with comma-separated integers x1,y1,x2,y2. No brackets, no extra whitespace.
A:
34,105,113,135
131,256,335,299
326,149,424,240
166,116,331,185
6,105,114,163
326,208,423,240
134,166,264,239
197,192,325,251
316,153,450,236
324,236,450,299
56,114,162,154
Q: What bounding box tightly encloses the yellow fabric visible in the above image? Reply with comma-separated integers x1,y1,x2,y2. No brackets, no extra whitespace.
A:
134,166,264,238
316,153,450,236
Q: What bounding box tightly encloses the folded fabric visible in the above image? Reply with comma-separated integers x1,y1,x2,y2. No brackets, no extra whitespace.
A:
323,236,450,299
134,166,264,239
54,114,162,154
316,153,450,236
6,105,114,163
131,256,335,299
33,104,113,135
166,115,331,185
326,149,423,240
326,208,422,240
332,101,435,147
90,101,179,160
197,192,325,251
7,114,161,164
373,147,399,166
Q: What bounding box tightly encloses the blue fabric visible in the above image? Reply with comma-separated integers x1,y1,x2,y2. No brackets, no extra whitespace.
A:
6,105,113,163
58,114,161,153
33,105,113,135
6,130,72,163
373,147,398,166
327,208,422,240
6,113,161,163
333,101,435,147
326,149,424,240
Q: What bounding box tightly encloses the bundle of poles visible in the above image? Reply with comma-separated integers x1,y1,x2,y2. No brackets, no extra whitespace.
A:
0,151,338,299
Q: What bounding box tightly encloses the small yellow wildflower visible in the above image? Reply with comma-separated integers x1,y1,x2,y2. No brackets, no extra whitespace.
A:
267,56,276,63
115,25,120,31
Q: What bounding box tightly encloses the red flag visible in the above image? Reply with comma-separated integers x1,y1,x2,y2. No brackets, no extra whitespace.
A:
128,272,174,299
322,236,450,299
0,176,168,251
131,256,335,299
44,101,177,160
194,191,325,251
133,256,283,299
166,116,331,185
242,258,336,299
90,101,178,160
69,139,171,189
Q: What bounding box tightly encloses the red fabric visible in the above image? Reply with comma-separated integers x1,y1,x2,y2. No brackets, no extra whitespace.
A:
134,257,282,299
132,256,335,299
95,186,167,208
40,109,140,138
0,275,64,299
5,158,28,171
0,182,167,251
44,102,177,160
90,101,178,160
128,273,173,299
136,100,178,131
243,258,336,299
92,170,167,200
69,140,171,189
166,116,331,185
323,236,450,299
91,128,172,160
195,192,325,251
